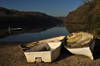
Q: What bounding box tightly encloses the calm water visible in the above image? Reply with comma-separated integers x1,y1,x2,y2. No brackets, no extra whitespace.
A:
0,26,69,43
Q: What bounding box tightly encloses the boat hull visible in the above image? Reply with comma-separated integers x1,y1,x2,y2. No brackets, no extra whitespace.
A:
24,42,62,62
65,46,93,60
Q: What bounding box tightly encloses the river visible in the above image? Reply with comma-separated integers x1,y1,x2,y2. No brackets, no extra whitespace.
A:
0,26,69,43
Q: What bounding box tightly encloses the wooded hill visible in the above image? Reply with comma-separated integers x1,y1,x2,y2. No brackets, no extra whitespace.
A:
0,7,62,29
65,0,100,37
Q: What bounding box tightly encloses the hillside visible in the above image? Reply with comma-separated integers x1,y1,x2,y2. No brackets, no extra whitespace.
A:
64,0,100,37
56,16,65,21
0,7,62,29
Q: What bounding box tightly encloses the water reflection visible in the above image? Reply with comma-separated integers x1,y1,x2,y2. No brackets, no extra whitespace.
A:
0,27,68,43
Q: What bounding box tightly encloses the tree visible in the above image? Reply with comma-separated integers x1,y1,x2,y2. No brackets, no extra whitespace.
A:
81,0,95,9
82,0,91,3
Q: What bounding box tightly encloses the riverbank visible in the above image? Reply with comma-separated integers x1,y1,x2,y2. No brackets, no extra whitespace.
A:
1,37,100,66
1,43,100,66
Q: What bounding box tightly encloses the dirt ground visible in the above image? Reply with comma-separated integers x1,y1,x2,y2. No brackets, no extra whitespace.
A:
0,43,100,66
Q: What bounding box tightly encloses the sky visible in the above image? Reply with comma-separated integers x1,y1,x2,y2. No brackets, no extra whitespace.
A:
0,0,83,16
